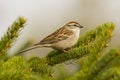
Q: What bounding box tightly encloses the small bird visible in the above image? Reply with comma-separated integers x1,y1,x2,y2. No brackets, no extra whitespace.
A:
19,22,83,53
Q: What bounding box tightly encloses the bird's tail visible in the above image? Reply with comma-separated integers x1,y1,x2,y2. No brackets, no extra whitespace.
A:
18,44,43,54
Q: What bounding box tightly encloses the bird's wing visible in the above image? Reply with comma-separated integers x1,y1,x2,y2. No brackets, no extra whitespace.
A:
38,27,73,44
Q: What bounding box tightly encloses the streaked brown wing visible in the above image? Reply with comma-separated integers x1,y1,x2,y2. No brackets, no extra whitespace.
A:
39,27,73,44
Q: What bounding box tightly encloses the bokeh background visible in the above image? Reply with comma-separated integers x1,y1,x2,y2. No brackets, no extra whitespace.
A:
0,0,120,57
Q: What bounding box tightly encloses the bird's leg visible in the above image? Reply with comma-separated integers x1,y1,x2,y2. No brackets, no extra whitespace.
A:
62,48,72,53
56,49,68,53
62,49,68,53
56,48,72,53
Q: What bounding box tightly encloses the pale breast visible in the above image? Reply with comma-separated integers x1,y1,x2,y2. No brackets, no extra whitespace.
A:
52,29,80,49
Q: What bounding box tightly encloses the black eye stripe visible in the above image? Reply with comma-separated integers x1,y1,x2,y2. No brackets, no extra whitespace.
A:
74,24,77,26
67,24,77,26
74,24,79,26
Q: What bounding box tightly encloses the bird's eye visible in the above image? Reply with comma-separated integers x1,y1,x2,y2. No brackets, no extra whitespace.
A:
74,24,79,27
74,24,76,26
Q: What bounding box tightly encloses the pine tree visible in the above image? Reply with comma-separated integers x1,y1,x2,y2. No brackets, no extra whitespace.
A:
0,17,119,80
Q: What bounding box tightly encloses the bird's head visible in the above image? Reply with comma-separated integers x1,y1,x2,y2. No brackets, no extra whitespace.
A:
67,21,83,28
65,21,84,31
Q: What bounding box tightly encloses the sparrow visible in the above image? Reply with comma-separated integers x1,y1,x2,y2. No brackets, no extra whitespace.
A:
19,21,83,53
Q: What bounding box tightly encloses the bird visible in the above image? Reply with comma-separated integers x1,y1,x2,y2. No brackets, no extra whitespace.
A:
19,21,84,53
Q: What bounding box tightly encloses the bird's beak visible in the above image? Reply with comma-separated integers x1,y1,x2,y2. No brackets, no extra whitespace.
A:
78,24,84,28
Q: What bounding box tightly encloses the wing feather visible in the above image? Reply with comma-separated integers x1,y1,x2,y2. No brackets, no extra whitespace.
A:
39,27,73,44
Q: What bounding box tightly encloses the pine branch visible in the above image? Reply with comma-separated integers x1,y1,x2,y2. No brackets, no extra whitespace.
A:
94,67,120,80
0,17,54,80
46,22,115,65
0,56,33,80
89,49,120,80
0,17,26,58
0,56,54,80
66,49,120,80
28,57,53,76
